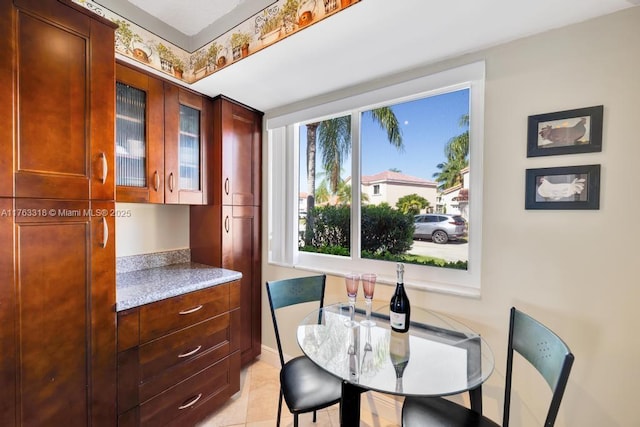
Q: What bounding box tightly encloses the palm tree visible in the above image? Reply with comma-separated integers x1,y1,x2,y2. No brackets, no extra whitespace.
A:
306,107,403,198
433,114,469,190
304,107,402,245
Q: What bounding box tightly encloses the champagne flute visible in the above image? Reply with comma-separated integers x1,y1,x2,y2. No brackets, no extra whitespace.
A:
344,273,360,324
360,273,377,326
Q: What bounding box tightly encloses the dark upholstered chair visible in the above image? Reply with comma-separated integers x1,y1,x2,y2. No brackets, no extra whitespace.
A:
266,275,342,427
402,307,574,427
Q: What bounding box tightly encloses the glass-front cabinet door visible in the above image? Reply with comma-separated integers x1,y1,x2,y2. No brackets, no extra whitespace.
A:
178,104,201,192
164,84,207,205
115,63,164,203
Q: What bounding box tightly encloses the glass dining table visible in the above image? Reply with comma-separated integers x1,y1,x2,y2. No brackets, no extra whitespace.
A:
297,303,494,425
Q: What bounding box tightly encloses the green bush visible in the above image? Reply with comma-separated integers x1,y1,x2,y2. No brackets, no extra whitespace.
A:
361,204,413,255
304,204,414,255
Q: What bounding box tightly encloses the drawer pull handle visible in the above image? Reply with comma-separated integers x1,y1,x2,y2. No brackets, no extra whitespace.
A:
178,393,202,410
169,172,175,192
153,170,160,191
178,345,202,358
224,177,229,195
179,305,203,315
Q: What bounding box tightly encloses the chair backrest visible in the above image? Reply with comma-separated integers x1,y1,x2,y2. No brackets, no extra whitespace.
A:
503,307,574,427
266,275,327,366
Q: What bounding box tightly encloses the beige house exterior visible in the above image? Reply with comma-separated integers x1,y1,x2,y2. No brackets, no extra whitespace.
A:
361,170,437,211
436,166,470,218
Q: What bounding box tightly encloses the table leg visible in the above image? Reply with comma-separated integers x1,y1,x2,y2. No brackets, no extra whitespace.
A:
340,381,365,426
469,385,483,414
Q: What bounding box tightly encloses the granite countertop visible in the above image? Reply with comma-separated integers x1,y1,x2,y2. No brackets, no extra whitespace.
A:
116,262,242,311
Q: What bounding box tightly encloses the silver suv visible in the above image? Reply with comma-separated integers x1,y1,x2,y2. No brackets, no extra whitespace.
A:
413,214,468,244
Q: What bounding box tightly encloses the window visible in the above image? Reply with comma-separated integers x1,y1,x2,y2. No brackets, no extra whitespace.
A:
268,62,484,296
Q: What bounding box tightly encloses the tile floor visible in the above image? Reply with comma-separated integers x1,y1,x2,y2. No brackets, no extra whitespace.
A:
196,359,401,427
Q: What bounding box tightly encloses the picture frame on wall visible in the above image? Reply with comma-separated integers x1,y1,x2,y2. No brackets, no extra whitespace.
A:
525,164,601,210
527,105,603,157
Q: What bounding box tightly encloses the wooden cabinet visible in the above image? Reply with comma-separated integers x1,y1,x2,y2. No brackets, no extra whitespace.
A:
191,95,263,366
211,96,262,206
115,63,165,203
1,198,117,427
0,1,117,426
116,282,241,427
164,84,210,205
0,0,115,201
115,62,209,205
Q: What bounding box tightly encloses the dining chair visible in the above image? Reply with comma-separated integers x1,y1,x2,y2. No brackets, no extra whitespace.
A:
266,275,342,427
402,307,574,427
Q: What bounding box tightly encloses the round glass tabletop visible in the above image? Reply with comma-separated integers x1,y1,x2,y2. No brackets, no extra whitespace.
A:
297,303,494,397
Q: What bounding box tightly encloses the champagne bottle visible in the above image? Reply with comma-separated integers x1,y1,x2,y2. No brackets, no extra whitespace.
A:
389,263,410,333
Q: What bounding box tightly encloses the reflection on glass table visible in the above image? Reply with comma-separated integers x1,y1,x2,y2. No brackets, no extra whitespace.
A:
297,304,494,425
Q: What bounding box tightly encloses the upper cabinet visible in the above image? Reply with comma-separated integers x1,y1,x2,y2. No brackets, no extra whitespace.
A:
164,85,209,205
115,63,165,203
0,0,115,200
212,96,262,206
115,62,209,205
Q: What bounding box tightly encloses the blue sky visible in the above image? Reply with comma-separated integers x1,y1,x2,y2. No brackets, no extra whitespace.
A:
361,89,469,180
299,88,469,189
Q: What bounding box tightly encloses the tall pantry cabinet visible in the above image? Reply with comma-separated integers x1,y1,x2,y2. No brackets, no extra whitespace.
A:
191,96,263,366
0,1,117,426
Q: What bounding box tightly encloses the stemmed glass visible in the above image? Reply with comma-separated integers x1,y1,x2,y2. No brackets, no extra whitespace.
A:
344,273,360,324
360,273,377,326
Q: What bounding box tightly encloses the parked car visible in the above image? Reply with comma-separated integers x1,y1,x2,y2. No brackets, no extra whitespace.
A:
413,214,467,244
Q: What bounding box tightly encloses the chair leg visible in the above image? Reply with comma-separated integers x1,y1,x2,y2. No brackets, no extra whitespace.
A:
294,414,299,427
277,390,283,427
313,410,317,422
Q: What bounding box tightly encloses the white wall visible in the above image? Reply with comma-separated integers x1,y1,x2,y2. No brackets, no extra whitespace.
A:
262,7,640,427
115,202,190,256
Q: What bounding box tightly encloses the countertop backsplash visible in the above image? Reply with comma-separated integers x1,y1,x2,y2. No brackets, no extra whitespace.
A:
116,248,191,273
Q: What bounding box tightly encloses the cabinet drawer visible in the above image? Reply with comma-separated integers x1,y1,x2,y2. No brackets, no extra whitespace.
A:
139,353,238,427
139,313,230,382
139,284,229,342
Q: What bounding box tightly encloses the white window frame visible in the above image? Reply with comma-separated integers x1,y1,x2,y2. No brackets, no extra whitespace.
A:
267,61,485,297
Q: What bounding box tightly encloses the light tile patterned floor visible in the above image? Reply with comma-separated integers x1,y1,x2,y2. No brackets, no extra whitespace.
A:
196,359,401,427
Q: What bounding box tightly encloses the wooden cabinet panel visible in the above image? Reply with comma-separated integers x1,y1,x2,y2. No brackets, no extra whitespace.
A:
115,63,165,203
138,282,229,342
117,282,240,426
116,63,210,205
7,199,116,426
139,313,230,381
212,96,262,206
164,85,209,205
9,0,115,201
223,205,261,364
0,199,16,426
139,354,238,427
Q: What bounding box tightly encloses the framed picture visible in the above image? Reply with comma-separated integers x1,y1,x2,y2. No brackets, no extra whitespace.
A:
527,105,603,157
525,164,601,210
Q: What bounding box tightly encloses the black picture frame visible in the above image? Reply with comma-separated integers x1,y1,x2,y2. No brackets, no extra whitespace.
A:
527,105,603,157
525,164,600,210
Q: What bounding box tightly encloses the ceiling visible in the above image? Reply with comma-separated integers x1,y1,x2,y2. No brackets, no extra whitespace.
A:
107,0,637,113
